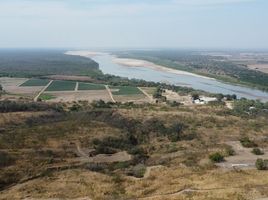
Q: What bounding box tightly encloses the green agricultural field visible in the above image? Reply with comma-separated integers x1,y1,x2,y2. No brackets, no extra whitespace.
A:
110,86,143,95
38,94,55,101
46,80,76,91
20,79,50,87
78,82,105,90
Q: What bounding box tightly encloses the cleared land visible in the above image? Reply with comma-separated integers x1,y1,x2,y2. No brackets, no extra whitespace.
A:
46,80,76,91
78,82,106,90
217,141,268,169
110,86,143,95
0,77,43,99
248,64,268,74
20,79,50,87
44,90,111,102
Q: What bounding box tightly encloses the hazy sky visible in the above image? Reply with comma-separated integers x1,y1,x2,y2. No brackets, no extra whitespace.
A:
0,0,267,49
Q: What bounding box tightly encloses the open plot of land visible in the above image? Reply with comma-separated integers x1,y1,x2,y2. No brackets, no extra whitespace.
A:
45,75,94,82
20,79,50,87
112,94,150,103
248,64,268,74
78,82,105,90
0,77,43,99
46,80,76,91
110,86,143,95
217,141,268,169
163,89,193,105
139,87,156,96
43,90,111,102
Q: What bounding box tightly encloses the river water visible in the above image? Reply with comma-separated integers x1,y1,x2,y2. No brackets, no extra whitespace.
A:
92,54,268,101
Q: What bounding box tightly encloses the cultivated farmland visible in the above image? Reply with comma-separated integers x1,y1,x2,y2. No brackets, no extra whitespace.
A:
20,79,50,87
78,82,105,90
46,80,76,91
109,86,149,103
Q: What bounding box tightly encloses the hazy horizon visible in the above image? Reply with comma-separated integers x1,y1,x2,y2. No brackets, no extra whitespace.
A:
0,0,267,49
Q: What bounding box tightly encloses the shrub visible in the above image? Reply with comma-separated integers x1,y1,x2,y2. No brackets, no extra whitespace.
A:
225,146,235,156
127,164,146,178
251,148,264,155
255,159,268,170
240,137,257,148
0,151,15,168
209,152,224,163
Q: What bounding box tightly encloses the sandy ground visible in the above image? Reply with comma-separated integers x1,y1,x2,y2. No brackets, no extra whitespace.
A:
163,90,192,105
112,57,214,80
65,51,107,57
112,94,150,103
44,90,111,103
0,77,43,98
248,64,268,74
216,141,268,169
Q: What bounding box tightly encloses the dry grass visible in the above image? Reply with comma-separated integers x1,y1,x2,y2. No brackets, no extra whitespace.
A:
0,104,268,199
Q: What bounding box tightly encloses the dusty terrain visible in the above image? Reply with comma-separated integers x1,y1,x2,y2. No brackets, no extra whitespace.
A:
0,77,43,98
217,141,268,169
45,75,94,82
163,90,192,105
44,90,112,102
248,64,268,74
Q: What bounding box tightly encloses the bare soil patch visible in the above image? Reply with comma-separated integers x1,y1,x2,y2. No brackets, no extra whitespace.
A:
0,77,43,98
163,90,192,105
217,141,268,169
45,75,94,82
248,64,268,74
44,90,111,103
113,94,150,103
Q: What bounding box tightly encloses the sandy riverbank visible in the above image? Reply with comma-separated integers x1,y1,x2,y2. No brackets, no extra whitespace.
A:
65,51,107,57
65,51,213,80
112,58,214,80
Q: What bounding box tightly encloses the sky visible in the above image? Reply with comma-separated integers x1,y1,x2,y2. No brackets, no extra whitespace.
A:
0,0,267,49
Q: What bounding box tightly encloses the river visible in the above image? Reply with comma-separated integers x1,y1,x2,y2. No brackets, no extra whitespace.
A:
91,54,268,101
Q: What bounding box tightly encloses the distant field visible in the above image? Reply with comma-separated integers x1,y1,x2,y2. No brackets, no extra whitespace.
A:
78,82,106,90
110,86,143,95
46,80,76,91
20,79,50,87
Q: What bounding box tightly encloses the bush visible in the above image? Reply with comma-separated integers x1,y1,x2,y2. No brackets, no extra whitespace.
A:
209,152,224,163
127,164,146,178
255,159,268,170
224,146,235,156
240,137,257,148
0,151,15,168
251,148,264,155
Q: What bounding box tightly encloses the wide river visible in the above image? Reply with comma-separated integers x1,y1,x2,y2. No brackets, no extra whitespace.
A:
92,54,268,101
